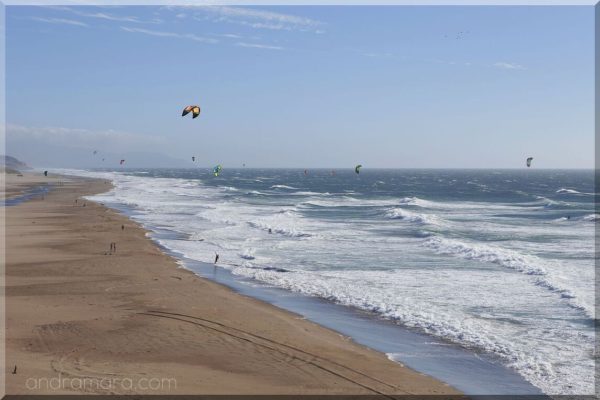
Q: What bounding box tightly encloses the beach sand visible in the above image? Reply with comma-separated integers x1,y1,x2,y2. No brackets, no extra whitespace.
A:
3,172,461,396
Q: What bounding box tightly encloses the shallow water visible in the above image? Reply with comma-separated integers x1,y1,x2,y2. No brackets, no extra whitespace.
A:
3,183,53,206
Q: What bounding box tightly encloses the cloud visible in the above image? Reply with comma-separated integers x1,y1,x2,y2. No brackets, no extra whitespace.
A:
120,26,218,44
217,33,243,39
29,16,88,27
171,6,323,33
55,6,161,24
493,62,525,70
121,27,281,50
75,11,147,23
7,123,166,153
235,41,283,51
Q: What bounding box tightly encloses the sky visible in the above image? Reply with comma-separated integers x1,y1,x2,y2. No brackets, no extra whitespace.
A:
5,5,595,168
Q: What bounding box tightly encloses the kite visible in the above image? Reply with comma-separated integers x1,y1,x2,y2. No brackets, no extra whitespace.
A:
355,164,362,174
526,157,533,168
120,159,125,165
182,105,201,119
213,164,222,177
192,156,195,162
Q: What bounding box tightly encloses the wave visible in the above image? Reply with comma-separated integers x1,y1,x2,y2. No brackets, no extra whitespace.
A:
289,191,331,196
423,237,547,275
556,188,581,195
556,188,595,196
422,236,592,317
301,197,398,208
530,196,570,209
384,208,439,225
247,220,311,238
399,196,526,212
397,196,434,207
554,214,599,223
582,214,599,222
245,190,266,195
270,184,298,190
228,264,594,395
240,248,256,260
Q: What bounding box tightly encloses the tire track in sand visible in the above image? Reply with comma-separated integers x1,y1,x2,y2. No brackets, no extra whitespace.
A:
139,309,409,397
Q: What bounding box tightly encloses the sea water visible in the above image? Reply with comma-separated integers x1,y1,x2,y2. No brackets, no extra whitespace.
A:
65,168,594,395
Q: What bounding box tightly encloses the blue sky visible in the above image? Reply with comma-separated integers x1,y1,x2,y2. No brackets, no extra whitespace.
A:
6,5,594,168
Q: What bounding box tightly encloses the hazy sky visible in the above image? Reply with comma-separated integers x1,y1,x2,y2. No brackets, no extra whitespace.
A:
6,5,594,168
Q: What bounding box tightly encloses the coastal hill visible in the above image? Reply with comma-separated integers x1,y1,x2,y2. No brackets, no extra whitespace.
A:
1,155,31,173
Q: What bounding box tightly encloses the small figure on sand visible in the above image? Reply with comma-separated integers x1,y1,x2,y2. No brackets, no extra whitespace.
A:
214,253,219,264
109,242,117,254
121,225,125,231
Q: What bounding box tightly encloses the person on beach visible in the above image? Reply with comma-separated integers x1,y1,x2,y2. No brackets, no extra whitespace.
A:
214,253,219,264
121,225,125,230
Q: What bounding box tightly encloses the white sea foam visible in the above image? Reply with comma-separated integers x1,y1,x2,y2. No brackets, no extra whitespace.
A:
556,188,581,194
384,207,441,225
270,184,298,189
582,213,599,222
421,236,593,317
227,265,594,395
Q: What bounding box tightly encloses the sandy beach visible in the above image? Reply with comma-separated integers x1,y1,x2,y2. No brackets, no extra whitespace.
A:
2,172,461,396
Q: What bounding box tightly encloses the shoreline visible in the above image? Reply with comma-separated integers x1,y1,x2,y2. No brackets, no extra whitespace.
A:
111,196,545,396
4,172,461,395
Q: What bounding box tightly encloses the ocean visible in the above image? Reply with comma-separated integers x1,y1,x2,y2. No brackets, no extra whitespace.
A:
65,167,594,395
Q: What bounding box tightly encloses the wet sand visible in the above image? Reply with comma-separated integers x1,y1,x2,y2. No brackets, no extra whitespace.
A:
0,172,60,201
3,172,461,395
